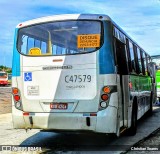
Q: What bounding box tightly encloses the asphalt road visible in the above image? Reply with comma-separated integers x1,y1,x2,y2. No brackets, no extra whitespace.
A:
0,86,11,114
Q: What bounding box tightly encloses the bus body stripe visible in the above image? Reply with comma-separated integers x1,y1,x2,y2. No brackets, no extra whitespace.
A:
12,28,20,77
99,22,115,74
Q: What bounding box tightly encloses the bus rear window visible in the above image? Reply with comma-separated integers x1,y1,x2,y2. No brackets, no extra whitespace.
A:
17,20,102,56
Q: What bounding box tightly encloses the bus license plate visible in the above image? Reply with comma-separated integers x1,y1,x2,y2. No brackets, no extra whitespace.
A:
50,103,68,110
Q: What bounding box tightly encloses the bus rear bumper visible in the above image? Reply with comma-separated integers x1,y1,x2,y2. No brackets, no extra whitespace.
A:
12,106,117,134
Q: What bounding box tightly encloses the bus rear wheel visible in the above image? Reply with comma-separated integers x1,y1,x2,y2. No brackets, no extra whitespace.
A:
127,105,137,136
148,93,153,116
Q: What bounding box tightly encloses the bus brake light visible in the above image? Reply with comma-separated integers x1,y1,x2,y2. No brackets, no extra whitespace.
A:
101,94,109,101
14,95,20,101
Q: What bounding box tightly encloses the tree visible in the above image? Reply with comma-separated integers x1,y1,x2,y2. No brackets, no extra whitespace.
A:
0,65,12,73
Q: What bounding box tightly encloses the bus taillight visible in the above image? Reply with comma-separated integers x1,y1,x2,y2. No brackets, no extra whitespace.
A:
103,86,111,94
101,94,109,101
14,95,20,101
12,88,19,95
12,87,22,110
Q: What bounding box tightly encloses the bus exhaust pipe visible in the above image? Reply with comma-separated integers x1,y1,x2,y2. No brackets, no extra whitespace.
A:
29,116,33,127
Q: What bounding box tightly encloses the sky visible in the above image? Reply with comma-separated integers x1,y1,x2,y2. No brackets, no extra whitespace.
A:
0,0,160,67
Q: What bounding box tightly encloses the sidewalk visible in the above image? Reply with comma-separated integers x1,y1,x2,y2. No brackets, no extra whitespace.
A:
108,106,160,153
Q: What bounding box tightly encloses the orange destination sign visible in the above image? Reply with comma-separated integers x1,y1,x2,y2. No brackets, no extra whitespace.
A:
77,34,100,48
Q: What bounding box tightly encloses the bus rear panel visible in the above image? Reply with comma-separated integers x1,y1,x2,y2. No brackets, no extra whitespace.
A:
12,14,118,134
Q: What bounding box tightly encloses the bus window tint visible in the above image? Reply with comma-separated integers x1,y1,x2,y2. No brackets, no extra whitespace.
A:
21,35,27,53
35,40,41,48
146,54,150,75
114,38,128,75
136,47,142,74
41,42,47,54
126,39,132,72
27,37,34,49
17,21,102,56
129,41,136,73
141,51,146,75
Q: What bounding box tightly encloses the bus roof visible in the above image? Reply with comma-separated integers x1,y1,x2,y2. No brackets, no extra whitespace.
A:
16,14,112,28
16,13,150,58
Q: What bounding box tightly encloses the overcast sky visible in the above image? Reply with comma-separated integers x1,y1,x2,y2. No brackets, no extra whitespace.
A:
0,0,160,67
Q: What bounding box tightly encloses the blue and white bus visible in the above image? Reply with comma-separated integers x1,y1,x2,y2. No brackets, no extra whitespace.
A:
12,14,156,136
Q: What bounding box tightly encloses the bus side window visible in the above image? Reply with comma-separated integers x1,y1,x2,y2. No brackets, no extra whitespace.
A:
141,50,146,75
136,47,142,74
133,44,141,74
128,41,136,73
126,38,132,72
146,54,151,76
114,38,128,75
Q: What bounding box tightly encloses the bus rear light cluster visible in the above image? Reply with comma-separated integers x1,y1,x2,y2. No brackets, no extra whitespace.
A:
12,87,22,110
99,86,111,110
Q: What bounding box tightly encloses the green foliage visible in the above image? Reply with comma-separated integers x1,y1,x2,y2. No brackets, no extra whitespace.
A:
0,65,12,73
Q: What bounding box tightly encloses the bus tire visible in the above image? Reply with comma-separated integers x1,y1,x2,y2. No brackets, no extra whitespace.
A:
148,93,153,116
127,104,137,136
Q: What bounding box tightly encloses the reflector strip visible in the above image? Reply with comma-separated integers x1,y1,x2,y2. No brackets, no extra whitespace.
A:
29,113,35,116
90,113,97,116
83,113,90,116
83,113,97,116
23,112,35,116
23,112,29,116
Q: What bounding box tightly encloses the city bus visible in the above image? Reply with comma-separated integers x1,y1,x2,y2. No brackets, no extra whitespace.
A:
0,71,8,86
151,55,160,102
12,14,156,136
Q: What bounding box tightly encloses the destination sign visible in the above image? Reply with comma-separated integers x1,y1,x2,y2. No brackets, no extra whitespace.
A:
77,34,100,48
